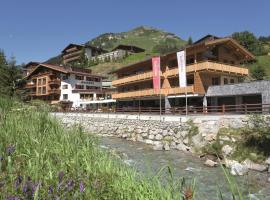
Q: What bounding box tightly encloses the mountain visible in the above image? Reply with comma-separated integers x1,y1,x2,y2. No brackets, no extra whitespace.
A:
46,26,187,77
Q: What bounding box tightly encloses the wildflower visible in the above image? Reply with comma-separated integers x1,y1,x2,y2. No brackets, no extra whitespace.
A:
79,181,84,193
58,171,64,183
14,175,23,189
6,197,20,200
66,179,75,191
6,145,15,156
22,178,33,199
48,185,54,195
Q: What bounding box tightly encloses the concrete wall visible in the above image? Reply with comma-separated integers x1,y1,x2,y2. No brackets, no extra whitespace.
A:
206,80,270,104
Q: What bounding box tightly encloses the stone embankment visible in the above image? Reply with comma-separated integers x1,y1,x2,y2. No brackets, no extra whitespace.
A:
52,113,270,177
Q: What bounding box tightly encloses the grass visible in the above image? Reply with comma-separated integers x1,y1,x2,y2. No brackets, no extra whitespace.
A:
248,55,270,76
0,97,188,199
0,97,256,199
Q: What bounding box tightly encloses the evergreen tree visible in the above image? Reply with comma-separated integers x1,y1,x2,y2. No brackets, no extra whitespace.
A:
251,65,266,80
187,36,193,45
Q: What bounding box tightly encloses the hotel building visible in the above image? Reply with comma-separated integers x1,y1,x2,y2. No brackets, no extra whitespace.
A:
111,35,257,110
24,63,115,108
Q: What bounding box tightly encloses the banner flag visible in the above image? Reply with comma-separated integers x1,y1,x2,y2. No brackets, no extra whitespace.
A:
152,57,161,93
177,51,187,87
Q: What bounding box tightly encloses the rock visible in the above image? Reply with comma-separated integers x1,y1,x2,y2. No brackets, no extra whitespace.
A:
145,139,153,145
230,162,248,176
265,157,270,165
162,130,168,136
204,159,218,167
153,144,163,151
268,177,270,182
136,135,144,142
243,159,268,172
149,134,155,140
204,133,217,142
222,145,233,156
183,138,189,145
163,144,170,151
219,136,231,141
155,134,163,140
176,143,190,152
175,132,181,139
191,134,205,148
180,131,189,138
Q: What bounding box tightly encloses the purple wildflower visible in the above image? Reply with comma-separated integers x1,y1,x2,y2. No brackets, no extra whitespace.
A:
80,181,84,193
22,178,33,198
14,176,23,189
66,179,75,191
48,185,54,195
58,171,64,183
6,145,15,156
6,197,20,200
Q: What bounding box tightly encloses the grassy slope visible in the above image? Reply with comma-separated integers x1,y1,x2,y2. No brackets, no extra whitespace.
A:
0,98,184,199
248,55,270,76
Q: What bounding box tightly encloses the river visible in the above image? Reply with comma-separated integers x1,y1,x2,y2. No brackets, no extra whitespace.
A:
100,137,270,200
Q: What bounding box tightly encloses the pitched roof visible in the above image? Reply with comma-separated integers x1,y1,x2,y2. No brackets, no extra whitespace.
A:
112,45,145,53
23,61,40,69
193,34,220,44
61,43,84,53
61,43,107,54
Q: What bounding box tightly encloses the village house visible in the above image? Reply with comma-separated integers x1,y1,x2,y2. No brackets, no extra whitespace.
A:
62,43,145,64
24,63,115,109
111,35,260,112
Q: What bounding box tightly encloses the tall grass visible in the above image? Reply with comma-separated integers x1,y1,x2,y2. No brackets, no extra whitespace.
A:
0,97,185,199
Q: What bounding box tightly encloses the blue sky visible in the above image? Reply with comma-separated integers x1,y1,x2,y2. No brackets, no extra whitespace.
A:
0,0,269,64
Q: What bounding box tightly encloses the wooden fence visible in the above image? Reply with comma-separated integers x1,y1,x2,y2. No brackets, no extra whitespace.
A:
56,103,270,115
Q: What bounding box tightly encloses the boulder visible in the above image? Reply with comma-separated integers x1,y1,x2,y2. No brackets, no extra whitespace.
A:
204,133,217,142
243,159,268,172
176,143,190,152
204,159,218,167
155,134,163,140
265,157,270,165
230,162,249,176
153,144,163,151
145,139,153,145
222,145,233,156
148,134,155,140
163,144,170,151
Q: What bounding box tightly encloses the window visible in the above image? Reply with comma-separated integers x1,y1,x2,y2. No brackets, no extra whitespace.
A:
230,79,235,84
75,85,84,89
187,77,194,85
75,75,84,80
212,77,220,85
63,75,68,80
86,77,93,81
38,87,42,94
86,86,95,90
42,87,46,94
42,78,46,85
62,84,68,89
224,78,228,85
94,78,100,82
63,94,68,100
38,79,42,86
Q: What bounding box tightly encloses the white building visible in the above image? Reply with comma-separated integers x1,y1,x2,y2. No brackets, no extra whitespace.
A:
25,63,115,109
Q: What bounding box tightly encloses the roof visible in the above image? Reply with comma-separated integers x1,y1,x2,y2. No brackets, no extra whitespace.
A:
61,43,84,53
193,34,220,44
112,45,145,53
111,35,255,74
23,61,40,69
25,63,105,79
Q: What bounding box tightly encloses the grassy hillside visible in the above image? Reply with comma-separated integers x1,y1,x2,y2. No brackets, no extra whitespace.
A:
46,26,187,76
248,55,270,76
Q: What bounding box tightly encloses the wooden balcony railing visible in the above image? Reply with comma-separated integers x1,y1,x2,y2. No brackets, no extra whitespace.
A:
112,71,162,86
49,79,61,85
112,86,195,99
63,56,81,63
112,88,158,99
63,50,83,59
25,83,36,89
48,89,61,95
166,61,249,77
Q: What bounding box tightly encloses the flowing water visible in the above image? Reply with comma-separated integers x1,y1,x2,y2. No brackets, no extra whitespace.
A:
100,137,270,200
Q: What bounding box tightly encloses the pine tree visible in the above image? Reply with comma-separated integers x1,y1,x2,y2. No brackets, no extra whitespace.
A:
187,36,193,45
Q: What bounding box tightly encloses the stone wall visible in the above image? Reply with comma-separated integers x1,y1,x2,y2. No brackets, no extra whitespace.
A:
52,113,247,152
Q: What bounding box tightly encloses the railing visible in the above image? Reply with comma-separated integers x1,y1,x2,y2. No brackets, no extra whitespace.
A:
25,84,36,89
166,61,249,77
63,56,81,63
48,89,61,94
63,50,83,59
112,71,158,86
49,79,61,85
112,86,195,99
55,103,270,115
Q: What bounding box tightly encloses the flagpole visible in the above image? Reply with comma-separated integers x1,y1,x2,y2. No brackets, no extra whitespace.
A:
185,49,188,116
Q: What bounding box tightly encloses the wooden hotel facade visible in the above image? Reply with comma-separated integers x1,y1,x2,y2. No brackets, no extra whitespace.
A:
112,35,254,109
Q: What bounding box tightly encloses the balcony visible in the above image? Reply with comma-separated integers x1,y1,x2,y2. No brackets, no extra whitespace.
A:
48,89,61,95
25,83,36,89
112,88,157,99
63,50,83,59
49,79,61,85
163,85,195,95
166,61,249,77
112,71,162,86
63,56,81,63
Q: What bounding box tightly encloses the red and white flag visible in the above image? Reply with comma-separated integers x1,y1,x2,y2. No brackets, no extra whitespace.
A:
152,57,161,93
177,51,187,87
